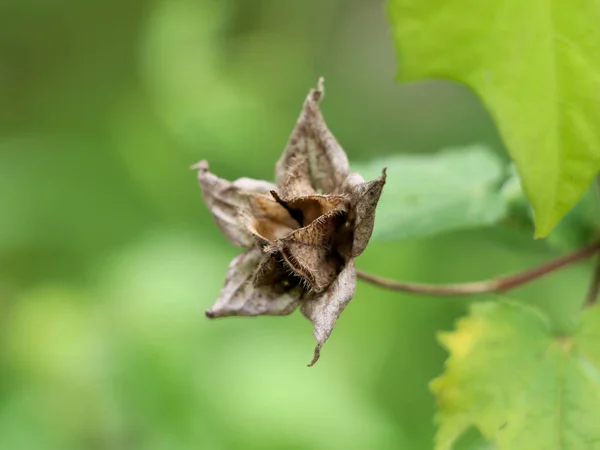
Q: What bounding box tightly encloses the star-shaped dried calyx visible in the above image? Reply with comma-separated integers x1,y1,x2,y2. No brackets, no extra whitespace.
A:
193,77,386,366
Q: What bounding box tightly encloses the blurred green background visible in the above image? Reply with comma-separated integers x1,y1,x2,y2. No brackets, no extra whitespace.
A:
0,0,594,448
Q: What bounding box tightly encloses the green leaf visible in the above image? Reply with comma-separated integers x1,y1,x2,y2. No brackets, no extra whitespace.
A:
388,0,600,237
432,301,600,450
549,184,600,249
453,427,496,450
352,145,506,242
499,166,600,250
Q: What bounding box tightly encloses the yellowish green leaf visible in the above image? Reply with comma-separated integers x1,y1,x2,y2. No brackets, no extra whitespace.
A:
432,301,600,450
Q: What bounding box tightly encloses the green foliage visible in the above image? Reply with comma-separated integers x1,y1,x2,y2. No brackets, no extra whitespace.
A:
352,145,506,241
548,185,600,249
3,1,488,448
453,427,496,450
388,0,600,237
4,0,600,448
385,5,600,444
500,166,600,250
432,301,600,450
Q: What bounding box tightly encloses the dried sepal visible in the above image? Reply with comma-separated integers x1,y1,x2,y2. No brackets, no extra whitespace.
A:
275,194,349,226
273,206,347,292
281,244,343,293
193,160,277,248
206,248,301,318
252,252,293,287
301,260,357,366
275,78,349,198
343,169,387,257
280,206,347,246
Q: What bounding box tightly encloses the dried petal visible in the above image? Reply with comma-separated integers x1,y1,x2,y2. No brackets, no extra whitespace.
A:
245,217,297,243
342,169,387,257
275,78,349,198
339,172,365,193
254,195,299,228
301,260,357,366
193,160,277,248
242,195,299,243
206,248,301,318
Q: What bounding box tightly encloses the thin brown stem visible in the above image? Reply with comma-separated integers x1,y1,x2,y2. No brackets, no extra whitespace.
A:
357,240,600,296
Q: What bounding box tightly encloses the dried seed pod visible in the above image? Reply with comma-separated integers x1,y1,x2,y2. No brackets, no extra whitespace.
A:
194,78,386,365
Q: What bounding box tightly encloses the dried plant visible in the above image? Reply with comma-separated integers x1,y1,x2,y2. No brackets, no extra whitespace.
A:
192,78,386,366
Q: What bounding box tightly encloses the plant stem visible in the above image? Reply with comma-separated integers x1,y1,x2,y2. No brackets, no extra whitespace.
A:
356,240,600,296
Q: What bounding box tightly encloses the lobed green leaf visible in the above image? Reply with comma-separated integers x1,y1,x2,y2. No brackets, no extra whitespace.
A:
432,301,600,450
388,0,600,237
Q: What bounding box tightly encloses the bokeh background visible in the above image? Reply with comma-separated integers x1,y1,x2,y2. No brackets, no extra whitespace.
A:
0,0,594,448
